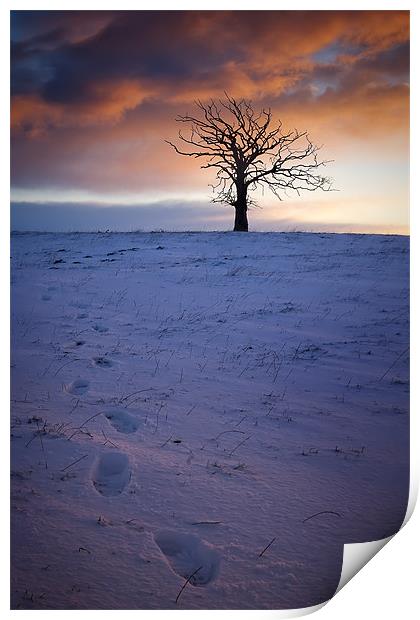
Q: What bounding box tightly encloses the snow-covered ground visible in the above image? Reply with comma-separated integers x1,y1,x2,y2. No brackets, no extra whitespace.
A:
10,231,409,610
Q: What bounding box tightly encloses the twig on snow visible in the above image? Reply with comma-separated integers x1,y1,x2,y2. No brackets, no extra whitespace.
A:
229,435,251,457
302,510,342,523
36,420,48,469
175,566,203,604
258,537,277,557
378,346,409,382
60,454,88,472
67,412,104,440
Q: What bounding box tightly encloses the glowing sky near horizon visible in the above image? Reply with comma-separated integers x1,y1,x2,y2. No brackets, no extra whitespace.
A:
11,10,409,233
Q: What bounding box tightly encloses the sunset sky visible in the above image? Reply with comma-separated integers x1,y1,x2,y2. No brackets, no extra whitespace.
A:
10,10,410,233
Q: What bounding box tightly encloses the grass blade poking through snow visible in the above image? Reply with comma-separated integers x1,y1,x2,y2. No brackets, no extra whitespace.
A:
175,566,203,604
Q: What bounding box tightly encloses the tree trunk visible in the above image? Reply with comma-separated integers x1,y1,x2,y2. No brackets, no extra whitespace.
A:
233,184,248,232
233,206,248,231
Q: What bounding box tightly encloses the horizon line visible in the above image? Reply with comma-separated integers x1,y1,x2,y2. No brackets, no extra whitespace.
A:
10,229,410,237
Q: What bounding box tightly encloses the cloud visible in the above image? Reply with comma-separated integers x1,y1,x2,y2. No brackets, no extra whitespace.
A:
10,11,409,234
11,11,409,132
11,10,115,45
11,200,231,232
11,197,408,235
11,80,155,134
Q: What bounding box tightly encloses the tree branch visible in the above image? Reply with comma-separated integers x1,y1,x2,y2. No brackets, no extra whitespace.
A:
166,95,334,210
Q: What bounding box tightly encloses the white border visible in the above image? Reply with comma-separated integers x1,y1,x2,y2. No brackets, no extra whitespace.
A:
3,2,417,618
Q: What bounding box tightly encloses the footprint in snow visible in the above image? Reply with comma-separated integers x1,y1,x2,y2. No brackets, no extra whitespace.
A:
63,339,86,350
92,324,109,333
103,408,139,434
93,356,113,368
154,531,220,586
65,378,89,396
91,451,130,496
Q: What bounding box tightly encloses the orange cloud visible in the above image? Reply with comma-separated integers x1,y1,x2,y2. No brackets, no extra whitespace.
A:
10,9,409,236
11,11,409,132
11,79,156,135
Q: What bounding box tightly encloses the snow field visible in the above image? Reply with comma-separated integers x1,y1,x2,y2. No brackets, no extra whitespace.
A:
11,231,409,609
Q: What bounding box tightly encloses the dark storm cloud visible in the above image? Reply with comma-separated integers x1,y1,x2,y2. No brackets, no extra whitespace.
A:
355,41,410,79
40,11,248,105
11,11,114,95
11,11,409,110
11,10,114,43
12,12,239,104
10,10,409,223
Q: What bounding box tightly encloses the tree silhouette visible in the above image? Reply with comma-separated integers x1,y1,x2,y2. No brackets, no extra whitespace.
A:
166,94,333,232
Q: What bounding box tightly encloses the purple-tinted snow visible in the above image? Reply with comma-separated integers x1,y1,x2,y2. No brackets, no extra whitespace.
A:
11,231,409,609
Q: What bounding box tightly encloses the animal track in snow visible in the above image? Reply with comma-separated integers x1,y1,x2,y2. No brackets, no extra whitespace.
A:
92,324,109,333
91,451,130,496
93,356,113,368
154,531,220,586
65,378,89,396
103,408,139,434
63,339,85,351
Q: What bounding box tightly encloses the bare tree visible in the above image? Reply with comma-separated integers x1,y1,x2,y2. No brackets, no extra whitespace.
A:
166,94,333,232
